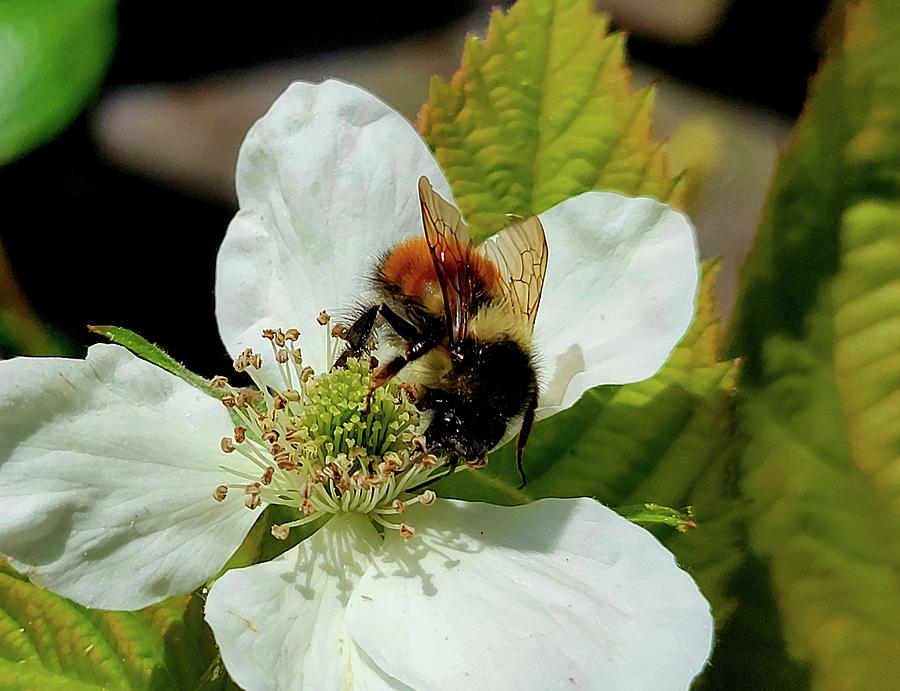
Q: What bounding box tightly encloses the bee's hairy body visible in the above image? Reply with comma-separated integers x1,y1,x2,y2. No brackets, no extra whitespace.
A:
334,177,548,484
371,236,539,461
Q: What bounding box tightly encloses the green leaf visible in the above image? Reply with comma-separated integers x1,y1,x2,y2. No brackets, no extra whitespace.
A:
0,0,117,165
0,561,224,690
437,263,744,622
88,325,223,399
695,555,811,691
418,0,685,240
728,0,900,687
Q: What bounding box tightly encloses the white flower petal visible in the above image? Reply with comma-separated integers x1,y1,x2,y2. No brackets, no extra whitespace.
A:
215,79,453,375
347,498,712,691
206,515,408,691
0,344,256,610
534,193,699,418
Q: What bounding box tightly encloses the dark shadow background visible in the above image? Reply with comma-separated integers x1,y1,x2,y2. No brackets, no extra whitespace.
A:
0,0,830,378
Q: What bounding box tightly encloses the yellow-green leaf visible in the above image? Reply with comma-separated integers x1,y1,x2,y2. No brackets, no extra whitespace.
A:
0,561,223,690
418,0,684,240
729,0,900,687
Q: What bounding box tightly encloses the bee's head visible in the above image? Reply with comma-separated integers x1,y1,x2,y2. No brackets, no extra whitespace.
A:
427,433,492,463
424,395,503,462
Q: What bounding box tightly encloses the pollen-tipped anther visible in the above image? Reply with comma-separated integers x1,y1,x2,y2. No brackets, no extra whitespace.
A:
379,457,401,475
399,523,415,540
213,485,228,502
220,437,235,453
233,348,255,372
419,489,437,506
323,463,344,485
271,524,290,540
398,382,418,403
317,310,331,325
243,483,262,510
349,470,366,488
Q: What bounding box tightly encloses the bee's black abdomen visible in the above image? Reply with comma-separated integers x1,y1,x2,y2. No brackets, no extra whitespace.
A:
424,392,507,460
424,338,538,460
465,339,536,414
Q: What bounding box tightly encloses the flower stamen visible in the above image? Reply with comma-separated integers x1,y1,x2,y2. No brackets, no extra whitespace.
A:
212,321,465,539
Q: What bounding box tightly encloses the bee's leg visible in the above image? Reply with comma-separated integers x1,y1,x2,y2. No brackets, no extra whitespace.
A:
365,334,439,410
377,304,420,342
370,354,412,389
335,304,421,370
364,355,408,411
333,305,379,369
515,390,539,488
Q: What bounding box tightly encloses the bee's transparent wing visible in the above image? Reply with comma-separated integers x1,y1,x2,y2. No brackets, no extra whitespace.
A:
417,176,478,343
479,215,548,331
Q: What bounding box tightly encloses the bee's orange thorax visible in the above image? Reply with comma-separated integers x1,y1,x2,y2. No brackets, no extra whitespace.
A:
379,238,438,299
379,237,500,302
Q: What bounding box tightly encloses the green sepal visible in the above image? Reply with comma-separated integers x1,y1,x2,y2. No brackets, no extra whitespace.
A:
88,325,223,399
617,503,697,532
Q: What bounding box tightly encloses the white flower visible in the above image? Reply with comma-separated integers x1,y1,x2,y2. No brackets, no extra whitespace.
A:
0,80,710,689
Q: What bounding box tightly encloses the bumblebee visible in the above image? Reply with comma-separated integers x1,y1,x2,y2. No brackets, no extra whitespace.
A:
336,177,547,484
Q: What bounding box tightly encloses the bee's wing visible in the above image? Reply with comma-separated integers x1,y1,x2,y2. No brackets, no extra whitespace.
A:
479,215,548,331
418,176,479,343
